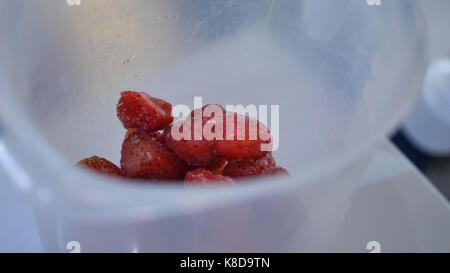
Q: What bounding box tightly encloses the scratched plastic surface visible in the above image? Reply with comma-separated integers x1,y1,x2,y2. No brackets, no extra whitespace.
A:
0,0,426,252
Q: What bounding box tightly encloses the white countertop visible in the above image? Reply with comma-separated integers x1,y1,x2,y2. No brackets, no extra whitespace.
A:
329,141,450,252
1,140,449,252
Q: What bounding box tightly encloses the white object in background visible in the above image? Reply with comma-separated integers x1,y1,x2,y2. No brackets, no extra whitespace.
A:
404,58,450,156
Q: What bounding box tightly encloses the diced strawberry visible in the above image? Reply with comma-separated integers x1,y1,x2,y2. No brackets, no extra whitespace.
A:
162,105,225,167
117,91,173,132
162,121,218,167
185,168,234,185
77,156,124,177
214,112,272,159
120,131,187,181
150,131,163,142
189,104,225,119
223,153,277,178
126,129,163,142
209,158,228,175
125,129,138,138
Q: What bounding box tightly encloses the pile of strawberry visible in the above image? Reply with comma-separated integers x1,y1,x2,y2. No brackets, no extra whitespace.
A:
78,91,288,184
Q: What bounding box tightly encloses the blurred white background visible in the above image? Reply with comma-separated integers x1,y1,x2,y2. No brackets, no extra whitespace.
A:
400,0,450,200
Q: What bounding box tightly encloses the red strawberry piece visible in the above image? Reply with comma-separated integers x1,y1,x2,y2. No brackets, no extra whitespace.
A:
117,91,173,132
223,153,277,178
209,158,228,175
77,156,124,177
162,104,225,167
149,131,163,142
214,112,272,159
125,128,138,138
126,129,163,142
163,120,218,167
121,131,187,181
185,168,234,185
189,104,225,119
